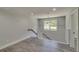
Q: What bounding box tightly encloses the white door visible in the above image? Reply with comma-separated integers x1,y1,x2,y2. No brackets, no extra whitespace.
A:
70,9,78,51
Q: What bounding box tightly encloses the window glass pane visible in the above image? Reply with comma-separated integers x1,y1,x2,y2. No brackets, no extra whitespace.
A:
44,21,50,30
44,19,57,31
50,20,57,31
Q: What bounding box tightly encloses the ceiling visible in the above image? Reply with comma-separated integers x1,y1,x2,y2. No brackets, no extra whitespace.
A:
0,7,76,17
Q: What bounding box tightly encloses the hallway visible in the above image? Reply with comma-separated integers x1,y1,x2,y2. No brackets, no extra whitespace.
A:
0,37,74,52
0,7,78,52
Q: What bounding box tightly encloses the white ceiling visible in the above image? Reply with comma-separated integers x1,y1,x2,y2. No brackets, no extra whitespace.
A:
0,7,76,17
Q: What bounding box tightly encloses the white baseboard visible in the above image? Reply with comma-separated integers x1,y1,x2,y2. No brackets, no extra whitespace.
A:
0,35,36,50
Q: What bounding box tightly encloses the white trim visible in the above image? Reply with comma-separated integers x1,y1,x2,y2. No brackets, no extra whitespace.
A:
0,35,36,50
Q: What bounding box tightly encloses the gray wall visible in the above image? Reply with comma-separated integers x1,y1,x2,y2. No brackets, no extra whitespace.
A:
0,9,34,49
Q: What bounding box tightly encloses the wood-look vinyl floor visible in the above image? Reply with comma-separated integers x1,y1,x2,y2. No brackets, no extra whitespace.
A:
0,37,74,52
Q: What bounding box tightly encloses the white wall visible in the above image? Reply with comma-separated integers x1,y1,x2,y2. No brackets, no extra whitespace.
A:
29,15,38,33
0,10,35,49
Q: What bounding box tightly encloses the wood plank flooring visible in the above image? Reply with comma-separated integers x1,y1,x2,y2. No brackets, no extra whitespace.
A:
0,37,74,52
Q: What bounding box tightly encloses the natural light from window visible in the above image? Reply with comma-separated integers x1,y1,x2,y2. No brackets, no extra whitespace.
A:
44,19,57,31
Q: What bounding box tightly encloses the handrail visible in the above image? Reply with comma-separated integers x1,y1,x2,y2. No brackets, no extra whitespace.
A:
27,29,52,40
27,29,38,35
43,33,52,40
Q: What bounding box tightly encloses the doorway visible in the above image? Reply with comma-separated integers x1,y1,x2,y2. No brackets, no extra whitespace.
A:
38,16,66,43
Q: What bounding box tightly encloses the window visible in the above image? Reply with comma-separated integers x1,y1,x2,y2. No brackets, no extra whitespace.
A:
44,19,57,31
